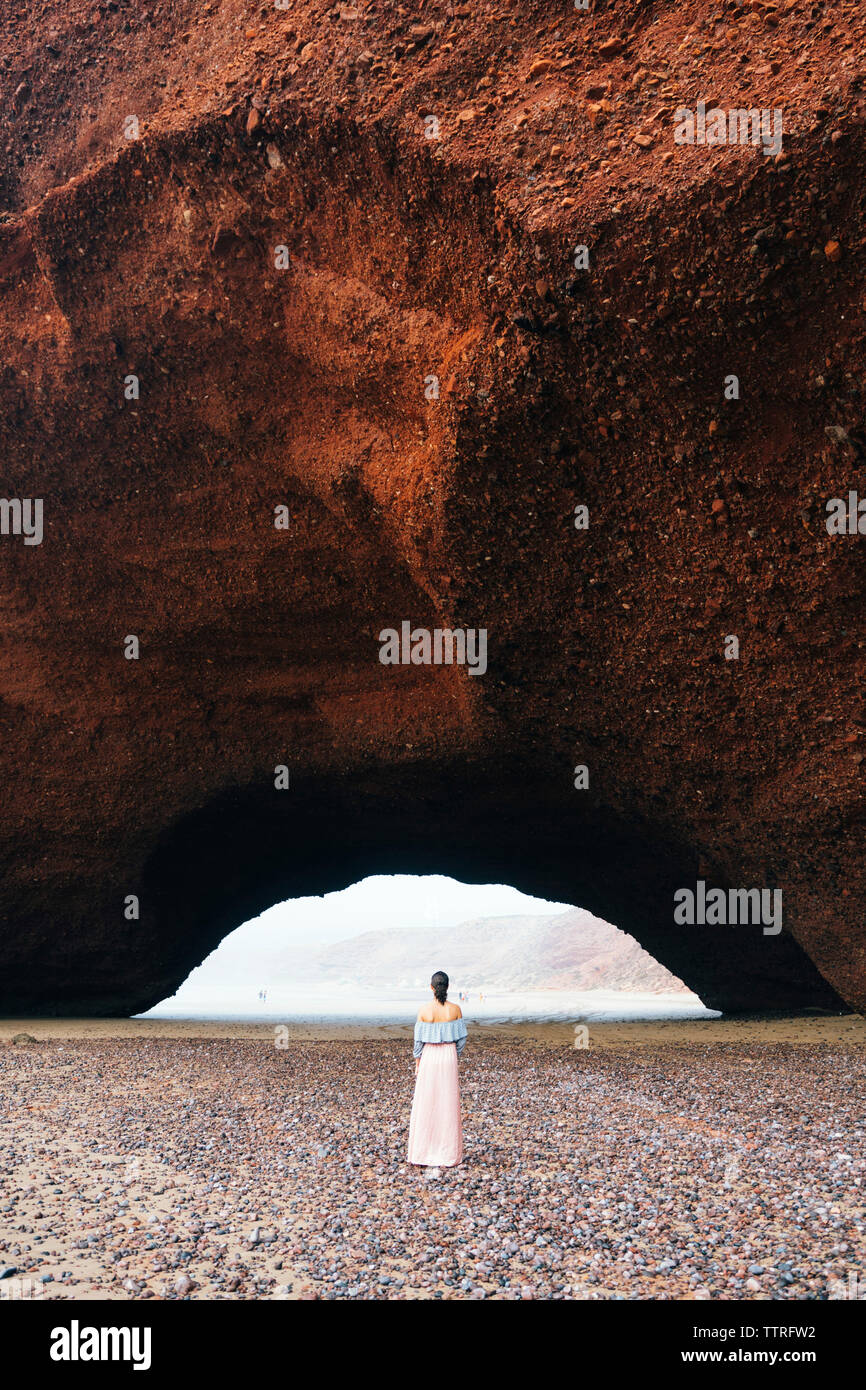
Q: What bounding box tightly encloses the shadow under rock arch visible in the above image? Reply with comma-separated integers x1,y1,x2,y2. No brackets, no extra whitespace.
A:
137,759,843,1017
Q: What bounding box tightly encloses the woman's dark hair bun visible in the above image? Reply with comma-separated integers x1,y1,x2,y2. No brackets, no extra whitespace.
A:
431,971,449,1004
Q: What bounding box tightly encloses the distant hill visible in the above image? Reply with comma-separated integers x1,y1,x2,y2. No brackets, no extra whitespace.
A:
292,908,689,993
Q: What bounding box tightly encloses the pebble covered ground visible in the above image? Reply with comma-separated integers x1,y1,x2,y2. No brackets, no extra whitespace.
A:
1,1036,864,1301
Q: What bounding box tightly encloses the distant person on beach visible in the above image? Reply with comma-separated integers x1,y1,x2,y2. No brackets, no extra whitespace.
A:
407,970,466,1172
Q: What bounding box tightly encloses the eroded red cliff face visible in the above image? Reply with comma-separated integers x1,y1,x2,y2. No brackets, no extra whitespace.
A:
0,0,864,1014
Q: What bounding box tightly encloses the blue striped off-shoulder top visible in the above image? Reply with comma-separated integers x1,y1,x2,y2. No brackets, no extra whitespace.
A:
413,1017,467,1059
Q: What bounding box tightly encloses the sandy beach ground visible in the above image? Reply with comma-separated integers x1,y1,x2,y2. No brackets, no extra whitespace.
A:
2,1011,865,1047
1,1014,864,1302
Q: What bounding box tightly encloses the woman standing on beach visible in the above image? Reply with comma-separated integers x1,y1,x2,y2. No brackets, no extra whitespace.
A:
407,970,467,1171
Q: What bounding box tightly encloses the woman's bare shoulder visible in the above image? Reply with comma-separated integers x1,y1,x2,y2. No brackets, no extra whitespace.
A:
417,1006,434,1022
446,1002,462,1020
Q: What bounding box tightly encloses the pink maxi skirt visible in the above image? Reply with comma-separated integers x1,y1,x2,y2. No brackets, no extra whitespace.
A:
407,1042,463,1167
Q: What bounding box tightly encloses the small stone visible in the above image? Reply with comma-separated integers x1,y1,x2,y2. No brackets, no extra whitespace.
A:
528,58,555,79
599,38,624,58
824,240,842,262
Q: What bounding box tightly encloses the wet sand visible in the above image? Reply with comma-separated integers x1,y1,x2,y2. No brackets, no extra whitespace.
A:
2,1011,865,1047
1,1015,864,1301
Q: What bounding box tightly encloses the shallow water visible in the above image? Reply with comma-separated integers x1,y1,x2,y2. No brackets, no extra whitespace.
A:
140,984,716,1025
